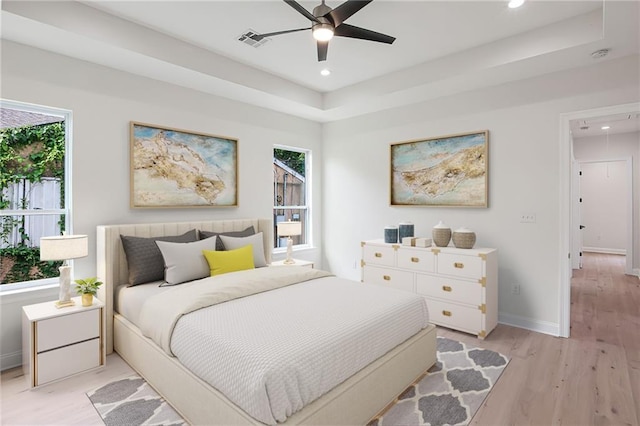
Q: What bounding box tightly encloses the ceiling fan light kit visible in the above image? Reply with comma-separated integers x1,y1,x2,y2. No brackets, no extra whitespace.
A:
257,0,395,62
313,23,334,41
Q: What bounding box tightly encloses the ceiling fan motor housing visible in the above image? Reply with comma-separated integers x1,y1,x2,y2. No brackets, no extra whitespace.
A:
313,2,333,19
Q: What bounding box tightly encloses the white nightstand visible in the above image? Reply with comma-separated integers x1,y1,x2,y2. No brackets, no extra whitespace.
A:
22,296,105,388
270,259,314,269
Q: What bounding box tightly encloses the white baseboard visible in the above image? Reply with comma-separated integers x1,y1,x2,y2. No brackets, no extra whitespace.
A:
633,268,640,278
1,350,22,372
582,247,626,255
498,312,560,337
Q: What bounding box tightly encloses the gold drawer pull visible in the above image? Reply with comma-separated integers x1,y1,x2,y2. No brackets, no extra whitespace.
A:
375,252,383,258
383,275,391,281
442,285,452,292
454,262,464,269
442,310,452,317
411,257,420,263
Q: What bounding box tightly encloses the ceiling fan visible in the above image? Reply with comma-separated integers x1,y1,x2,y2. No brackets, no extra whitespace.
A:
251,0,396,62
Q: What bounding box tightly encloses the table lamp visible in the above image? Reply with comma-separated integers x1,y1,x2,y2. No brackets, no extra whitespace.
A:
277,221,302,264
40,234,88,308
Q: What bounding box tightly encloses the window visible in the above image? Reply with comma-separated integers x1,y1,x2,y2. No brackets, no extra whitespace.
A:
0,100,72,291
273,146,310,250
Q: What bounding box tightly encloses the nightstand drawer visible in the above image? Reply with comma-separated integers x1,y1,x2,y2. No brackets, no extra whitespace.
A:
416,274,482,305
437,253,483,279
426,299,482,334
36,339,101,385
363,266,414,292
362,244,396,267
397,248,435,272
37,309,100,352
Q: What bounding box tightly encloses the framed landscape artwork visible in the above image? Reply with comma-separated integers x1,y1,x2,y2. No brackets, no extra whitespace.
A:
130,122,238,208
390,131,488,207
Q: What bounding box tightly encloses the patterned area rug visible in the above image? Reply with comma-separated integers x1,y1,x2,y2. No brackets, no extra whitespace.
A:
87,376,186,426
87,337,508,426
368,337,510,426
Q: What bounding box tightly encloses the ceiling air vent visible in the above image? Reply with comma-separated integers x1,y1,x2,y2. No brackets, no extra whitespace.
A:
238,29,270,48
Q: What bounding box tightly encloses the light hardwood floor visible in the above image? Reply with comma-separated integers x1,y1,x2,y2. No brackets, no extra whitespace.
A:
1,252,638,425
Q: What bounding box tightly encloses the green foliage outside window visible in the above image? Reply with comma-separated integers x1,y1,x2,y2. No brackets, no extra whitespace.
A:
274,148,305,177
0,122,65,284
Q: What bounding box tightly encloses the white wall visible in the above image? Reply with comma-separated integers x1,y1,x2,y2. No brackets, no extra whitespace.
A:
573,132,640,262
0,41,323,370
322,55,640,335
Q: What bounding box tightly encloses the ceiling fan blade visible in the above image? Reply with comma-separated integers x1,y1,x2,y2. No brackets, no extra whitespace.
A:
251,27,310,41
327,0,373,27
334,23,395,44
284,0,320,23
317,41,328,62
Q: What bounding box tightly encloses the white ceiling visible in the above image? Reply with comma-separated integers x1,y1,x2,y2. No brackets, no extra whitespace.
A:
571,112,640,139
2,1,639,122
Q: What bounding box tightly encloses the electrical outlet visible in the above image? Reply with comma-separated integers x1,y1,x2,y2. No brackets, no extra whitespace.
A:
512,283,521,295
520,213,536,223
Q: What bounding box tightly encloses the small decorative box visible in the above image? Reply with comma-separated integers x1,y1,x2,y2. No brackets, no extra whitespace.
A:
415,238,432,248
402,237,418,246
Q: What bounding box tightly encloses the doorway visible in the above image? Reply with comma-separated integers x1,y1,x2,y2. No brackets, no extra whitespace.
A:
559,102,640,338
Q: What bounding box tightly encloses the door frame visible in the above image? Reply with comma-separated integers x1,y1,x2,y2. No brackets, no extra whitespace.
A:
559,102,640,338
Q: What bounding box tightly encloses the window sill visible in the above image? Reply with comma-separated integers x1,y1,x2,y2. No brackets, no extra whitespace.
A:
0,278,58,296
272,244,315,255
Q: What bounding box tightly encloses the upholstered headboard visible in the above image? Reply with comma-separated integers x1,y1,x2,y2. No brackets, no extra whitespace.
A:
96,218,272,354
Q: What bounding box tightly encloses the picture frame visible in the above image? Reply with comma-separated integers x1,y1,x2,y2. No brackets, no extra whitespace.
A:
390,130,488,207
130,122,238,208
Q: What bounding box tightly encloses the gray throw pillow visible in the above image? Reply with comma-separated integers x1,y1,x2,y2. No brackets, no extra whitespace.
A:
156,236,217,285
218,232,267,267
199,226,255,251
121,229,198,286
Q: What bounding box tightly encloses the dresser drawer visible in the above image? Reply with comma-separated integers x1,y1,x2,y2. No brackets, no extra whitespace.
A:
363,244,396,267
426,299,483,334
37,309,100,352
397,248,435,272
36,338,101,385
363,265,414,292
416,274,482,306
437,253,483,279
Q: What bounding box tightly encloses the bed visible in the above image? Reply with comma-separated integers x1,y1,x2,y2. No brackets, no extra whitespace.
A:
97,218,437,425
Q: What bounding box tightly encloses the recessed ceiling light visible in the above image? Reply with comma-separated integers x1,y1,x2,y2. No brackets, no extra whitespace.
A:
508,0,525,8
320,68,331,76
601,126,610,130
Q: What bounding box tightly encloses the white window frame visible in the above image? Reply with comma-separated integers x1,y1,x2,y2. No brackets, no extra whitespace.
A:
0,99,73,293
273,144,312,253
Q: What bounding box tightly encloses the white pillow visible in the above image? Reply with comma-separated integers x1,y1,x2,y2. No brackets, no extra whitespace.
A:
218,232,267,267
156,236,217,285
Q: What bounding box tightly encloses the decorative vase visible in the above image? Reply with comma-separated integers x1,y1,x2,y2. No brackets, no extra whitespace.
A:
398,222,415,241
81,293,93,307
452,227,476,249
384,226,398,243
432,221,452,247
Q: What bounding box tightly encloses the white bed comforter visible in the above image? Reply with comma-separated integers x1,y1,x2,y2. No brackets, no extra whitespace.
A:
140,267,430,425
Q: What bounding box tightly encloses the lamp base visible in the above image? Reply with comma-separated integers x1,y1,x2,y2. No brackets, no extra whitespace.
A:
283,258,296,265
55,299,75,309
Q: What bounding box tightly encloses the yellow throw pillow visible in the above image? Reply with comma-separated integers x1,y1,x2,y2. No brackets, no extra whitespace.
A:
203,244,255,276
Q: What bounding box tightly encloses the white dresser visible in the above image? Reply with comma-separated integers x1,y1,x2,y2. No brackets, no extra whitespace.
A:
22,296,105,387
361,240,498,339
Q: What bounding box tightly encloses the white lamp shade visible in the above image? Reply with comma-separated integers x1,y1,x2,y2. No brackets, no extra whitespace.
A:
277,221,302,237
40,235,88,261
